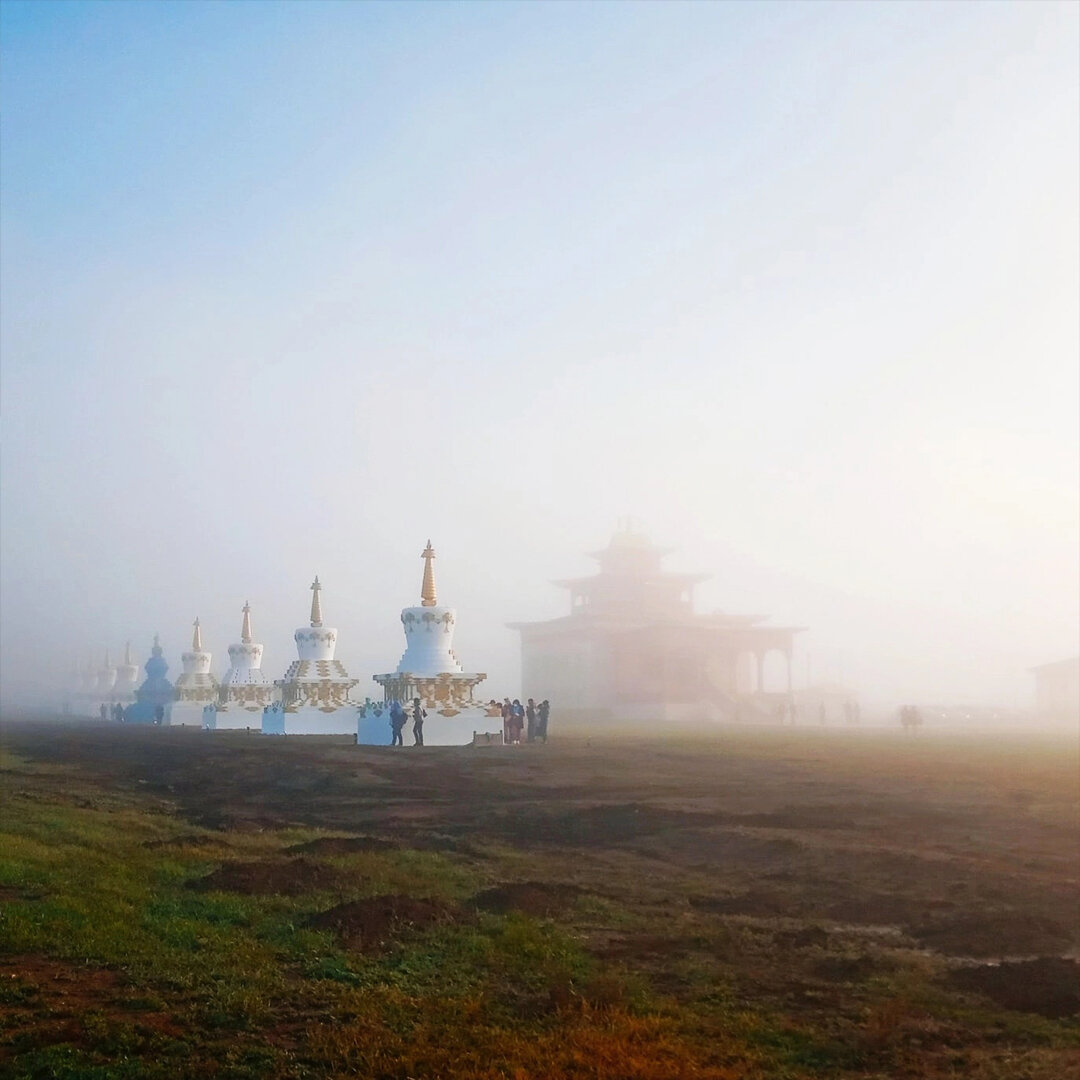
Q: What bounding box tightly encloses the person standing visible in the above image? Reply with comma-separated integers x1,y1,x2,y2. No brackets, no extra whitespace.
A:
389,700,405,747
411,698,426,747
501,697,512,743
526,698,537,742
538,699,550,743
510,699,525,745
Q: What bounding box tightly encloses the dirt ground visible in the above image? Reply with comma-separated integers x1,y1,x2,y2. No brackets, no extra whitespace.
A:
1,717,1078,1078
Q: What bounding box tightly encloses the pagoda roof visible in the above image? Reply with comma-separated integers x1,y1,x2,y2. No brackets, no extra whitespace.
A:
553,571,709,590
508,611,805,635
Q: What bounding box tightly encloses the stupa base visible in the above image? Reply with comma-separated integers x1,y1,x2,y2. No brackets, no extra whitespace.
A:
262,704,358,736
122,702,173,726
170,702,212,728
203,704,265,731
357,705,502,747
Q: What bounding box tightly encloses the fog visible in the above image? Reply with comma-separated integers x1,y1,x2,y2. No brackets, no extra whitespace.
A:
1,1,1077,715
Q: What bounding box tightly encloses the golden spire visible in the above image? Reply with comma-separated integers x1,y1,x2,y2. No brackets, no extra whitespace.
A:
420,541,437,607
241,602,252,644
310,577,323,627
124,641,132,665
192,618,202,651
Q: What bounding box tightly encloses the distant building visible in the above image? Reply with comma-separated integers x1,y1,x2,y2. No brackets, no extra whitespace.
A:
509,527,805,721
1030,658,1079,724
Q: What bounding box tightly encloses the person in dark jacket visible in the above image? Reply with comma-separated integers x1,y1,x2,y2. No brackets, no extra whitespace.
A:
537,699,550,743
389,700,406,747
411,698,427,747
526,698,537,742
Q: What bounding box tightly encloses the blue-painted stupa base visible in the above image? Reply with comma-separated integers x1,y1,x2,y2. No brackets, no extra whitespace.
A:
123,703,166,725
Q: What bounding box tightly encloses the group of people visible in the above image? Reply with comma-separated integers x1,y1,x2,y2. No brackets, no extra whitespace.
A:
499,697,550,744
899,705,924,732
389,698,427,746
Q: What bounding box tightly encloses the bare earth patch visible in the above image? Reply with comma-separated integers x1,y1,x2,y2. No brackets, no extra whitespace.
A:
470,882,583,917
287,835,400,855
188,857,339,896
308,895,457,951
947,958,1080,1018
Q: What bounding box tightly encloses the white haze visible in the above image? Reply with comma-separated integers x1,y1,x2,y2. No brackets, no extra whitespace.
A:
0,1,1077,714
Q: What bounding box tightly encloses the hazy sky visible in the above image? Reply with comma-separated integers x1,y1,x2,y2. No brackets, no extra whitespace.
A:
1,0,1077,710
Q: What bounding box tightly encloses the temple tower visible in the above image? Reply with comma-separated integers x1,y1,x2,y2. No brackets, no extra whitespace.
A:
124,635,175,725
172,618,220,727
207,603,276,730
359,543,500,746
113,642,140,705
266,577,358,735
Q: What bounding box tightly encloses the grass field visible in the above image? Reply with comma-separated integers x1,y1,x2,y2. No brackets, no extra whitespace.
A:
0,718,1077,1079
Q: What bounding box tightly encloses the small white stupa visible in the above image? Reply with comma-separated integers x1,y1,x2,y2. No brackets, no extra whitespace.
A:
265,577,358,735
171,618,219,727
93,649,117,719
357,542,502,746
205,603,277,731
113,642,140,706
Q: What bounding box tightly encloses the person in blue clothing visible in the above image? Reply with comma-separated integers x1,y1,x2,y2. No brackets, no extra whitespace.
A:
389,700,406,747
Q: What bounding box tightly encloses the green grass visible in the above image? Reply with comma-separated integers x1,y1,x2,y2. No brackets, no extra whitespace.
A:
1,739,1077,1080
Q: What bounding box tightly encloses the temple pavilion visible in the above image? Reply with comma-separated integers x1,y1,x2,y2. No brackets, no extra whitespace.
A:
510,526,805,721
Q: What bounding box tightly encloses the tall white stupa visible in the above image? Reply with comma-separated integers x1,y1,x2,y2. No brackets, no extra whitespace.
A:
171,618,219,727
205,603,277,731
93,649,117,718
264,577,358,735
357,542,502,745
113,642,140,707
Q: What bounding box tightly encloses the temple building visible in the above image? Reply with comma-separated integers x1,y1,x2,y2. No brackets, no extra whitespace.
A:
510,527,805,721
358,542,502,745
264,577,358,735
205,603,277,730
171,618,219,727
1031,657,1079,725
123,635,174,725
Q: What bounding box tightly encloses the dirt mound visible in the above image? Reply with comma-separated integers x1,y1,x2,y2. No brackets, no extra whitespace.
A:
776,925,829,949
489,803,708,847
813,955,882,982
470,882,582,917
947,958,1080,1018
142,834,219,850
908,913,1074,958
690,891,798,917
308,895,456,951
288,836,399,855
741,805,857,830
188,857,338,896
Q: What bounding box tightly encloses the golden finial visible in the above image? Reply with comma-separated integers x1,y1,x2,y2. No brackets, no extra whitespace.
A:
124,641,132,665
192,618,202,651
241,602,252,644
310,577,323,627
420,541,437,607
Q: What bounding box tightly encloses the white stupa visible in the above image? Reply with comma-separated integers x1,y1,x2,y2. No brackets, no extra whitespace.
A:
171,618,219,727
264,577,358,735
113,642,140,706
357,542,502,746
93,649,117,718
205,603,277,731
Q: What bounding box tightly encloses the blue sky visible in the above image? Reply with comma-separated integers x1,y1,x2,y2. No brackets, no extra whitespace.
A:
2,1,1077,709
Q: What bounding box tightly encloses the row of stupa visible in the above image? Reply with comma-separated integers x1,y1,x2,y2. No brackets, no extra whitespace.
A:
71,544,504,745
